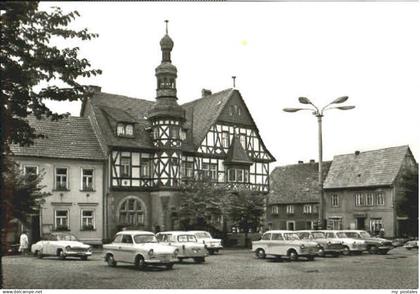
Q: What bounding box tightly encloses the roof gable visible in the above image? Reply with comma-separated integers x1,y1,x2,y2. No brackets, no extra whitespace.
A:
324,145,411,189
225,136,253,165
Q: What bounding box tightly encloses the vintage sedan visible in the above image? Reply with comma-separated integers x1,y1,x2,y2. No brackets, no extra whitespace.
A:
342,230,393,255
103,230,178,270
252,230,319,261
403,240,418,250
31,232,92,260
297,230,344,257
188,230,223,255
156,231,207,263
322,230,367,256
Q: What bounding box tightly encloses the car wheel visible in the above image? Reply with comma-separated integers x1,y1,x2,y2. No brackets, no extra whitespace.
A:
368,245,378,254
193,257,205,263
255,248,266,259
378,250,389,255
81,256,88,261
342,246,350,256
208,249,215,255
136,255,147,270
307,255,315,261
318,247,325,257
37,250,43,259
166,263,174,270
177,257,184,263
106,254,116,267
58,249,66,260
332,252,340,258
288,250,298,261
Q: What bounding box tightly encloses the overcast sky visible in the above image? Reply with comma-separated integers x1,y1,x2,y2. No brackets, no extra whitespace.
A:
41,2,420,167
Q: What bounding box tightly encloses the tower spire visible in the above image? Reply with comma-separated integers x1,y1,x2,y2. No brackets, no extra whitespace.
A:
232,76,236,88
165,20,169,34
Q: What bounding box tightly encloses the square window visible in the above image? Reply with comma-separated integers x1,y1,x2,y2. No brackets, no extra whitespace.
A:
55,168,68,190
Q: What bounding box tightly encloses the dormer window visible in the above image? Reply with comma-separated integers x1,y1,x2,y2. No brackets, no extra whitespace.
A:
117,123,134,137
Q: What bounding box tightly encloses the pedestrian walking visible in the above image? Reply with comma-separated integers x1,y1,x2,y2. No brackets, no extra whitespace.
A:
19,231,29,256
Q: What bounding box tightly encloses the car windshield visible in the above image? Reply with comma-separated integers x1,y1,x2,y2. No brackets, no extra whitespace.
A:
194,232,211,239
344,232,361,239
360,231,371,238
284,233,300,241
177,235,197,242
54,234,78,241
134,235,157,244
312,232,326,239
336,232,347,238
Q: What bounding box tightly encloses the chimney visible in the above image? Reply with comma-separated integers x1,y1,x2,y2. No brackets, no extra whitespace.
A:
298,160,304,164
202,89,212,97
309,159,315,163
355,150,360,156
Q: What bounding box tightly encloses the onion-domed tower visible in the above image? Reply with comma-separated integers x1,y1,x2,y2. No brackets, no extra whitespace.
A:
148,20,185,188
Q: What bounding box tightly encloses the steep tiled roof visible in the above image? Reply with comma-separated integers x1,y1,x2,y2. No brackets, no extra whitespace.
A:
225,136,253,165
324,146,410,189
88,93,156,150
10,116,105,161
269,161,332,204
182,89,234,147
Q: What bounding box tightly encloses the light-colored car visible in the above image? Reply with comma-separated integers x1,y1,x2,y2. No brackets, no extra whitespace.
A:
103,230,178,270
31,232,92,260
341,230,393,255
296,230,344,257
156,231,208,263
403,240,418,250
251,230,319,261
188,231,223,255
322,230,368,256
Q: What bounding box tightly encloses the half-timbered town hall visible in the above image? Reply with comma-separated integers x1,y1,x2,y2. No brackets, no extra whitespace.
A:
78,23,275,239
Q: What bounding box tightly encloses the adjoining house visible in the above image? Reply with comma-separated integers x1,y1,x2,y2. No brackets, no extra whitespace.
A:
267,160,331,231
323,145,418,237
10,116,105,245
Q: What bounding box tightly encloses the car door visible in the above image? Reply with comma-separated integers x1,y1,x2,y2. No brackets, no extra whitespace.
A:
119,234,135,263
110,234,123,262
270,233,285,255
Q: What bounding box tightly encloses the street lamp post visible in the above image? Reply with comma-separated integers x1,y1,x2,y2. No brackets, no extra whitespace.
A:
283,96,355,229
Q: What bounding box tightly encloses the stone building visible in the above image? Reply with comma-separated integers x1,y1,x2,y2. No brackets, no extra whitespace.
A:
10,116,105,245
323,145,418,237
267,160,331,230
79,23,275,239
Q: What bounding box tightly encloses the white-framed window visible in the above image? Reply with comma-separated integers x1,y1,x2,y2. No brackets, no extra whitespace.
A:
210,163,217,181
153,128,159,140
355,193,363,207
221,131,230,148
81,209,95,231
303,204,312,214
117,123,134,137
182,162,194,178
376,192,385,206
227,168,249,183
125,124,134,136
328,217,343,230
239,134,246,149
24,165,38,176
120,156,131,178
331,194,339,207
55,209,69,230
119,198,145,226
366,193,374,206
313,205,319,214
55,168,68,190
117,123,125,136
81,168,94,191
271,205,279,215
140,158,151,178
170,127,179,139
286,205,294,214
370,218,383,233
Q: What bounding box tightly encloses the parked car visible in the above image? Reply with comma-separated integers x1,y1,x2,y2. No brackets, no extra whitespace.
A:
403,240,418,250
341,230,393,255
392,238,409,247
251,230,319,261
103,230,178,270
31,232,92,260
188,230,223,255
156,231,207,263
296,230,344,257
322,230,367,256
